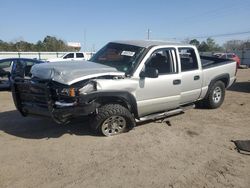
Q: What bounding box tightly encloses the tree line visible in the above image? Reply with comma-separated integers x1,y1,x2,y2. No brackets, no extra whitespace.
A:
1,35,250,52
189,38,250,52
0,36,79,52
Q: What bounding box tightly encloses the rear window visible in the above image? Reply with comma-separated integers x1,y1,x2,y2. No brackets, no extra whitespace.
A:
179,48,198,72
76,53,84,58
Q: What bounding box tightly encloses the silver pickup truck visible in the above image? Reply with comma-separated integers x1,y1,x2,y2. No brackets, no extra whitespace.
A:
12,40,237,136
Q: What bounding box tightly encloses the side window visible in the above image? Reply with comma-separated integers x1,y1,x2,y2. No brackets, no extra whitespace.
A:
179,48,198,72
0,61,12,78
25,61,35,66
76,53,84,58
0,61,12,69
21,60,35,76
146,48,177,74
63,53,74,59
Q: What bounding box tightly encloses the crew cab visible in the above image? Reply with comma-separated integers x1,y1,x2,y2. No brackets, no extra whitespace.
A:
47,52,85,62
12,40,237,136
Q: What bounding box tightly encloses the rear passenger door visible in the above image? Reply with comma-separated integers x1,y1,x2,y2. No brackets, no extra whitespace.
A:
178,47,202,104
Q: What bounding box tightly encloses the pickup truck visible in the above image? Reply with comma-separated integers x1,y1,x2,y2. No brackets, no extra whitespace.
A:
12,40,237,136
47,52,86,62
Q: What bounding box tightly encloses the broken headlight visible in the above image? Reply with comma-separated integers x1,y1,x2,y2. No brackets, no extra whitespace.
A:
79,82,96,95
60,88,77,97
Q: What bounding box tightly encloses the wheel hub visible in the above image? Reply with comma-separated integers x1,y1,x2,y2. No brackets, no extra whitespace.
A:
213,87,222,103
102,116,126,136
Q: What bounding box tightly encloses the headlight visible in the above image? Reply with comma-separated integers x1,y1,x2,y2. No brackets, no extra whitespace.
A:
79,82,96,95
61,88,76,97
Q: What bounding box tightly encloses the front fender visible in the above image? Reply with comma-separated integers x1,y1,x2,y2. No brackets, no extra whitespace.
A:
81,90,139,119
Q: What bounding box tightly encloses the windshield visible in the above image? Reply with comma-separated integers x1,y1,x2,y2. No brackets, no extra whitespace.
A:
90,43,145,73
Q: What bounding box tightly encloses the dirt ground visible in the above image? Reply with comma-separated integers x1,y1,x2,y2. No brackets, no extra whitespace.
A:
0,69,250,188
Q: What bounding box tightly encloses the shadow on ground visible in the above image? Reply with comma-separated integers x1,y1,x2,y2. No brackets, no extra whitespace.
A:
0,110,95,139
229,81,250,93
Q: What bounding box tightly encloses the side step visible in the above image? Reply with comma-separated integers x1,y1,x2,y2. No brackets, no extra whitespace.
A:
136,103,195,123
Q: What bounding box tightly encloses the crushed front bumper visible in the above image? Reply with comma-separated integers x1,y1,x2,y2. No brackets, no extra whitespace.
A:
12,79,97,124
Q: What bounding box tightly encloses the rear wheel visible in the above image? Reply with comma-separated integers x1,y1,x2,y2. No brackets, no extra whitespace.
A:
91,104,135,136
203,81,225,109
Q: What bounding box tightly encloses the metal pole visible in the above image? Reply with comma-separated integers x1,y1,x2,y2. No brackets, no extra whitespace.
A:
84,29,86,51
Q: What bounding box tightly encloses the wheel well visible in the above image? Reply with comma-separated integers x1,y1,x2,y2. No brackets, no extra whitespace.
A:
98,96,129,108
96,96,137,117
219,77,229,87
210,74,230,88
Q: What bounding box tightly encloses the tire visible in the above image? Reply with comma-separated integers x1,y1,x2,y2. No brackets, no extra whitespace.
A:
203,81,225,109
91,104,135,136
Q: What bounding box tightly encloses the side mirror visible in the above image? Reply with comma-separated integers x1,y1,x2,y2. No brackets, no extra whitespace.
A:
140,67,159,78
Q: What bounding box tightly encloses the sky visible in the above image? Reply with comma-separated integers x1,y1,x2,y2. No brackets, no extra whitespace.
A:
1,0,250,51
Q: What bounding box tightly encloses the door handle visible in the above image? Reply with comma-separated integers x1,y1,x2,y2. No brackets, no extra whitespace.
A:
173,79,181,85
194,75,200,80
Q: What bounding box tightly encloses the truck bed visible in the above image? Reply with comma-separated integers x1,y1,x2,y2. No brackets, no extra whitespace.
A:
200,56,235,69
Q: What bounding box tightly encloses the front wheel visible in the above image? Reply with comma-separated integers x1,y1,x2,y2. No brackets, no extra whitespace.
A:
91,104,135,136
203,81,225,109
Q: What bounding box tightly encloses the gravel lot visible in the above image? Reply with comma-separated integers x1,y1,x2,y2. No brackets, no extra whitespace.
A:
0,69,250,188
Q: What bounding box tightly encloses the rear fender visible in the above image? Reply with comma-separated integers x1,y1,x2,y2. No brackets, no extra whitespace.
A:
204,73,229,98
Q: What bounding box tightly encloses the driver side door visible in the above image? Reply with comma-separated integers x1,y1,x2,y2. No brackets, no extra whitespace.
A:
136,48,181,117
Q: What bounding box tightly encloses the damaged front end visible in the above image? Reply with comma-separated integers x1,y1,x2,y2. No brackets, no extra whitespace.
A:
12,78,98,124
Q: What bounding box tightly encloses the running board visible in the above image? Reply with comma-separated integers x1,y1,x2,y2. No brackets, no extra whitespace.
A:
136,103,195,123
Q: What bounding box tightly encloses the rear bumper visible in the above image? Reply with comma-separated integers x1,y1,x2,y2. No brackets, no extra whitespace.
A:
227,76,237,88
12,79,96,124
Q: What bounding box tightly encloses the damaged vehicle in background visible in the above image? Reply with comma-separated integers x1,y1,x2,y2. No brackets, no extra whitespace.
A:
213,53,241,68
12,40,237,136
0,58,44,91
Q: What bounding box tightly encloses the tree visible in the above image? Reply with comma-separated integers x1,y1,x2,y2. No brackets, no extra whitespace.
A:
198,41,209,52
197,38,223,52
0,36,78,52
14,41,36,51
206,38,222,52
189,39,200,47
223,40,246,51
35,40,45,51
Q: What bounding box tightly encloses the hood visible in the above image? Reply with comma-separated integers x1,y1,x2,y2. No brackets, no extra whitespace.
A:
31,60,124,85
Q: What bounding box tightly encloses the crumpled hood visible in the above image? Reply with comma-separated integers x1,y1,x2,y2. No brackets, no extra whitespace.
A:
31,60,124,85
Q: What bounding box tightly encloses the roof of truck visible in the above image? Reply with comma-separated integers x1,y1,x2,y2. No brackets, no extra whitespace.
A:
112,40,194,48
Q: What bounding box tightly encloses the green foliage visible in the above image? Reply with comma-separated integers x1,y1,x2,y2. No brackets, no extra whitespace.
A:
0,36,78,52
198,41,209,52
189,39,200,47
189,38,223,52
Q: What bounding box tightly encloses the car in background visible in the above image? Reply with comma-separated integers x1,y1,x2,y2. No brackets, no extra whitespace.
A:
0,58,45,91
213,53,241,67
47,52,86,62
